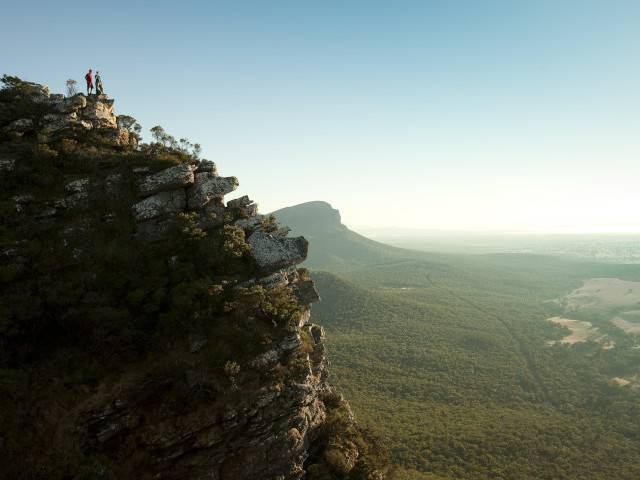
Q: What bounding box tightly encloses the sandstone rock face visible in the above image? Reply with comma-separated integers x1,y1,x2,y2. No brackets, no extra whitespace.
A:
0,78,376,480
293,279,321,304
138,163,195,197
235,214,265,231
0,80,140,156
55,94,87,113
64,178,90,209
67,325,330,478
248,231,309,271
227,195,252,208
105,126,132,147
187,173,239,209
83,94,117,128
0,84,124,144
41,112,80,135
228,195,259,218
132,189,187,222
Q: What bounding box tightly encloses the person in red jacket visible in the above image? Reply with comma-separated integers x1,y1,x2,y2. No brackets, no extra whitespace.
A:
85,69,94,95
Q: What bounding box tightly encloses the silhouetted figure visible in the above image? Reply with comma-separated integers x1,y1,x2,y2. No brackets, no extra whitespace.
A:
95,71,104,95
85,69,94,95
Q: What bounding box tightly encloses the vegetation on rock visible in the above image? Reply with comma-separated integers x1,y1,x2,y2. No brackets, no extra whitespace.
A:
0,75,389,480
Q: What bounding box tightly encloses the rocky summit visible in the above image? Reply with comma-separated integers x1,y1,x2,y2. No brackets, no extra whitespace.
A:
0,77,388,479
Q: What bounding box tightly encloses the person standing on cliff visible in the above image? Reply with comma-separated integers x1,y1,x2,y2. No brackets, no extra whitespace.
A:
85,69,94,95
95,71,104,95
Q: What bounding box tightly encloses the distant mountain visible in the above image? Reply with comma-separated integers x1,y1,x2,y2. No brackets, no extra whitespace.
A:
270,201,415,270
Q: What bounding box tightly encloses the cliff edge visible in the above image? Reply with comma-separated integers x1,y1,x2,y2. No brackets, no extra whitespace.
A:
0,76,387,480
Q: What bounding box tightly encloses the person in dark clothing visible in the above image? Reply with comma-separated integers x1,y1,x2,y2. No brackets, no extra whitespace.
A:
95,71,104,95
85,69,94,95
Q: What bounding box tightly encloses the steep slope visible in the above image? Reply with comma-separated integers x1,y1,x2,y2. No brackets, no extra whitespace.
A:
271,201,415,270
0,76,388,480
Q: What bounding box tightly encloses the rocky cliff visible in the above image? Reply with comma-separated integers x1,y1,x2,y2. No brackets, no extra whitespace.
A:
0,76,387,479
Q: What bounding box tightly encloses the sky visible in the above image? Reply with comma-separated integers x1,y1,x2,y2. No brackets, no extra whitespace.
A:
2,1,639,233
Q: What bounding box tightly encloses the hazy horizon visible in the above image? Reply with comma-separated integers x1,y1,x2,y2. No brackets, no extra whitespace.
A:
4,0,639,232
352,225,640,236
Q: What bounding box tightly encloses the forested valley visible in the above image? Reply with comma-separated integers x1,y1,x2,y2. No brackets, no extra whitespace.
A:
275,202,640,479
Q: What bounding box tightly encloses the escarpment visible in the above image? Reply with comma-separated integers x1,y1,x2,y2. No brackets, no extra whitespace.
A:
0,77,387,479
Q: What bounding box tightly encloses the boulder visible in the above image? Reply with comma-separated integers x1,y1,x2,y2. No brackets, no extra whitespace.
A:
55,94,87,113
234,215,264,232
64,178,90,209
40,112,88,135
65,178,89,194
242,203,259,217
292,280,320,305
82,96,117,129
227,195,252,209
234,268,292,291
187,173,238,209
104,126,131,147
265,270,293,289
132,189,187,222
258,270,290,290
228,195,258,217
247,231,308,271
138,163,194,197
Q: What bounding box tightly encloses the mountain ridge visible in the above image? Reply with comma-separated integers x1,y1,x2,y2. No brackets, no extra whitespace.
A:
271,201,419,270
0,75,390,480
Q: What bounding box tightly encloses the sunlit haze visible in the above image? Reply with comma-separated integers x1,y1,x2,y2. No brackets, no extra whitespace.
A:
4,0,639,232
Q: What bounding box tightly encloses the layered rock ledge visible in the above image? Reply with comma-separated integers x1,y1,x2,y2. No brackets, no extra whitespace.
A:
0,77,386,480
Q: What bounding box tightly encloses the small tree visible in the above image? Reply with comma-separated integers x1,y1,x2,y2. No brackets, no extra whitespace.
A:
65,79,78,97
150,125,165,144
117,115,142,135
0,75,22,90
193,143,202,159
150,125,177,149
148,125,202,158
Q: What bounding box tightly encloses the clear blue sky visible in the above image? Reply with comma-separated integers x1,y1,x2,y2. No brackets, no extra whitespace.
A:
3,1,639,232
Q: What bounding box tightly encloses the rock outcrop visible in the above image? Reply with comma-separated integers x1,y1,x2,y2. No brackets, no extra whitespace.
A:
0,77,386,479
248,231,309,272
0,81,134,147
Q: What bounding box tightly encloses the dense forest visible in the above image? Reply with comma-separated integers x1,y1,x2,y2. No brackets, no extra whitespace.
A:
311,254,640,479
273,202,640,479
